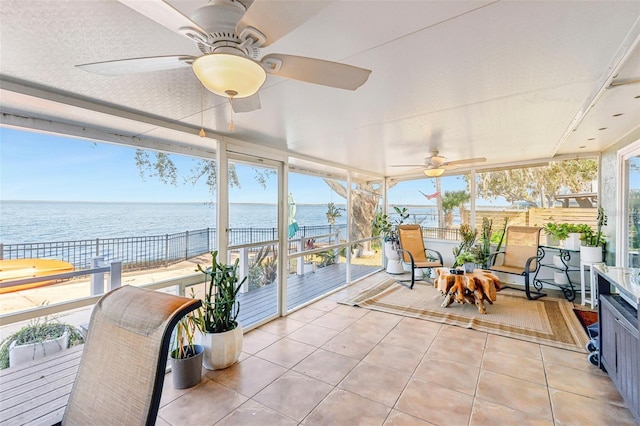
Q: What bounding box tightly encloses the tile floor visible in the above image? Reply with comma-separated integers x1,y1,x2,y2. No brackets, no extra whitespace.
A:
157,278,638,426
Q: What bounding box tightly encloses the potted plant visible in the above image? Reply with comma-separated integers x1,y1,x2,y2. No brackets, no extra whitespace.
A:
169,310,204,389
0,315,84,369
543,222,582,249
579,207,608,263
194,251,246,370
456,251,477,273
373,206,409,274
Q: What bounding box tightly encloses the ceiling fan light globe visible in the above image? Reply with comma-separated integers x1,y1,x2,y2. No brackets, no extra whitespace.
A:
424,168,445,177
193,53,266,98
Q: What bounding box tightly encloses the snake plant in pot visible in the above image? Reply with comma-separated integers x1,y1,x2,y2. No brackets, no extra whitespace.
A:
579,207,608,263
194,251,246,370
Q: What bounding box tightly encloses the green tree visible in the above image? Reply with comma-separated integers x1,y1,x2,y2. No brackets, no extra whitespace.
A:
441,190,470,228
472,159,597,207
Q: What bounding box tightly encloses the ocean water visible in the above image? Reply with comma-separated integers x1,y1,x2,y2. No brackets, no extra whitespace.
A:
0,201,350,244
0,201,448,245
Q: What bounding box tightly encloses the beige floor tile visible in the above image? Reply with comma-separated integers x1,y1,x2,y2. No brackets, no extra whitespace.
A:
258,317,306,337
304,388,391,425
394,316,442,335
363,341,423,374
426,335,486,367
384,409,436,425
310,311,357,331
331,304,369,319
437,324,488,343
540,345,607,375
308,299,338,312
216,400,298,426
470,397,553,426
154,415,171,426
481,350,546,385
160,371,200,407
339,362,411,407
255,337,316,368
206,355,287,397
549,388,638,426
321,330,379,360
413,356,480,396
545,363,625,405
287,323,340,347
396,377,473,425
292,348,359,385
360,309,403,327
342,317,395,343
159,380,247,425
287,307,326,323
485,334,542,360
253,370,333,421
382,327,436,353
242,329,282,355
476,370,552,420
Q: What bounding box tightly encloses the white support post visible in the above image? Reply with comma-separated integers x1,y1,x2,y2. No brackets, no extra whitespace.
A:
239,247,249,293
297,237,304,275
108,261,122,292
91,256,105,296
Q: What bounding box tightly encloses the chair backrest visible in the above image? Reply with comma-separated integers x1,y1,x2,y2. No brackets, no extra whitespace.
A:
398,224,428,263
502,226,541,270
62,286,201,426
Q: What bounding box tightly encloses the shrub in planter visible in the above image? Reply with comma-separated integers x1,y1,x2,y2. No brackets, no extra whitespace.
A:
0,316,84,369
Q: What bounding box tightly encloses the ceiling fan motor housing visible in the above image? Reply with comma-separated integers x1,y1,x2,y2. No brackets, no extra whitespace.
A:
189,1,259,59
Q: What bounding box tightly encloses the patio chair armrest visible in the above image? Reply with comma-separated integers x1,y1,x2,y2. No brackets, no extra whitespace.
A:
425,248,443,265
398,248,415,266
488,251,505,266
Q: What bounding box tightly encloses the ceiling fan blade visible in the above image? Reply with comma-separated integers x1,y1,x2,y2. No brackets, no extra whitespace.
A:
119,0,207,41
391,164,427,168
237,0,329,47
261,54,371,90
76,56,195,76
231,93,261,113
444,157,487,167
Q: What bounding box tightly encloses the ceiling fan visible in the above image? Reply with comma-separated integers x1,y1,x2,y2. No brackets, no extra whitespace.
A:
76,0,371,113
392,151,487,176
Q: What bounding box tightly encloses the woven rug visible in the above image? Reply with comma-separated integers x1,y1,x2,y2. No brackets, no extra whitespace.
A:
340,279,588,353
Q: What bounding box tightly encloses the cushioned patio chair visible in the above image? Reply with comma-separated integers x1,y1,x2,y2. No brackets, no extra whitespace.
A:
61,285,201,426
488,226,544,300
397,224,443,289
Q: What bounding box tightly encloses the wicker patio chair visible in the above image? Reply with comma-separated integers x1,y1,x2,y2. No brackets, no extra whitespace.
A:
488,226,544,300
61,285,201,426
397,224,443,289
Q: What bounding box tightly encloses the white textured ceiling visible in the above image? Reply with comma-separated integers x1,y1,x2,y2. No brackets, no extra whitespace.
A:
1,0,639,179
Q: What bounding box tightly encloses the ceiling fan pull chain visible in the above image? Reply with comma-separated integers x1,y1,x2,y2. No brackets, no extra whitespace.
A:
199,84,206,137
228,94,235,132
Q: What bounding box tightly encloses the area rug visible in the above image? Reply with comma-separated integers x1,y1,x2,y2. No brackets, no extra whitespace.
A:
340,279,588,353
574,309,598,333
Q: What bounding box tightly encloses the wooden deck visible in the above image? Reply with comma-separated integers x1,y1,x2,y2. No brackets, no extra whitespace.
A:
238,263,379,326
0,344,82,425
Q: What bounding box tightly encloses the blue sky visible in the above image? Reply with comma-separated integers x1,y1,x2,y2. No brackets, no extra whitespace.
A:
1,127,472,205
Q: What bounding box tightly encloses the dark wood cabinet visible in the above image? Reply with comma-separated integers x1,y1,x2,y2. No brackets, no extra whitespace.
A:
597,267,640,424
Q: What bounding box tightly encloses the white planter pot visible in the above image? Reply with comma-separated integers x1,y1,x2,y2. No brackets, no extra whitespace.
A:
303,262,315,274
385,241,404,274
554,272,569,285
198,325,243,370
546,235,560,247
553,255,565,268
580,246,603,263
9,331,68,368
561,233,581,250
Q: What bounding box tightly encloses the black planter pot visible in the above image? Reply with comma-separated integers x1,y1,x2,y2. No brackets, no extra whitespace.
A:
170,344,204,389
